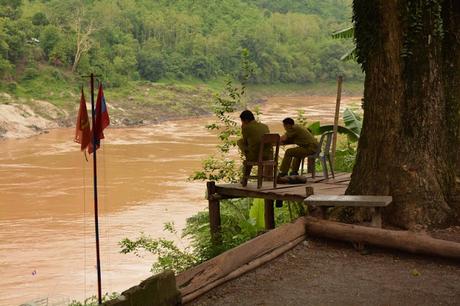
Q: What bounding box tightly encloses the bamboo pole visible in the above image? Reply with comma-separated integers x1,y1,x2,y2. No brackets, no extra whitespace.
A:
331,75,343,168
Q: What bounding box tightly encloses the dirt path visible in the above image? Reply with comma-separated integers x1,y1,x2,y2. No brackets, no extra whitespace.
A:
190,238,460,306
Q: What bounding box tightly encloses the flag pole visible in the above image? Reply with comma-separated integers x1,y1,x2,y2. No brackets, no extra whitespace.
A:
89,73,103,305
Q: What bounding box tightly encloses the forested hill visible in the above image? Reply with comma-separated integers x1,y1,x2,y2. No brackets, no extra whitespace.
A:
0,0,360,90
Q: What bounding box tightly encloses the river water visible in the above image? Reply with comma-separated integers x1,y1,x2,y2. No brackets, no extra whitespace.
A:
0,96,355,305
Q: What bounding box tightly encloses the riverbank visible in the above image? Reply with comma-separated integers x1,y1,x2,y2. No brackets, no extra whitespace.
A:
0,81,363,140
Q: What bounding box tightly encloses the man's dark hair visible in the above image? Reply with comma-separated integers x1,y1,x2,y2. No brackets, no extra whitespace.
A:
282,117,295,125
240,110,255,122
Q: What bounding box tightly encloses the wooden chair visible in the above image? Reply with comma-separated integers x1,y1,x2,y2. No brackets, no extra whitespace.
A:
300,131,335,179
242,133,280,189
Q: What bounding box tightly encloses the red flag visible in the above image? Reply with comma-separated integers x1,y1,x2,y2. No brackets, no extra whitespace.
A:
74,89,91,151
89,83,110,154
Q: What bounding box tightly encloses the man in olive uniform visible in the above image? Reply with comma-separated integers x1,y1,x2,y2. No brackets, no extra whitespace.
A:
237,110,272,185
279,117,318,177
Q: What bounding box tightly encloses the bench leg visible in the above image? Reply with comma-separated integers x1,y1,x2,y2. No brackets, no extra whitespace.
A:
370,207,382,228
320,207,328,219
321,157,329,179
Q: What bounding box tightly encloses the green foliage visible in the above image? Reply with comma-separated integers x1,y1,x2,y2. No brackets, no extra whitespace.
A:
0,0,362,89
137,52,165,82
39,25,61,58
190,157,241,183
68,292,119,306
120,223,200,274
333,146,357,172
31,12,49,26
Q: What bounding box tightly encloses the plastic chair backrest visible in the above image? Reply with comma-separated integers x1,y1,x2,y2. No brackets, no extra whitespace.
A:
322,131,334,156
316,131,334,157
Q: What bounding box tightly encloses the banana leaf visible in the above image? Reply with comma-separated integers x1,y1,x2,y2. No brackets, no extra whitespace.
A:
308,121,359,142
331,26,354,39
343,108,362,136
332,26,356,62
249,198,265,230
340,47,357,61
307,121,321,135
317,125,360,142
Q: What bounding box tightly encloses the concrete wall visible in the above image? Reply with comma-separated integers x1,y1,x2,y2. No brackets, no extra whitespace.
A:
104,270,181,306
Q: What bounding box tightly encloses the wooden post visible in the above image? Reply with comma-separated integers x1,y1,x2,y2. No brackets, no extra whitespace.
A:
332,75,343,168
305,186,314,197
264,199,275,230
207,182,221,244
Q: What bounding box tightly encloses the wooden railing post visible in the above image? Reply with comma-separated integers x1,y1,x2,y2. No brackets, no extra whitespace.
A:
207,181,221,244
264,199,275,230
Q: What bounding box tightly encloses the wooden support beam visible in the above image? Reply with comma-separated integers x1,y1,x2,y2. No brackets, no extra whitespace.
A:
181,236,305,304
264,199,275,229
176,217,307,296
207,181,221,245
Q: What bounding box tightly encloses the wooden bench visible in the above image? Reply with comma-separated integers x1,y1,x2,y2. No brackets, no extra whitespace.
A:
304,195,392,227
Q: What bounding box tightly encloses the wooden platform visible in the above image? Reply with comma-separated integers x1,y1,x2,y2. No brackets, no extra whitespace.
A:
206,173,352,241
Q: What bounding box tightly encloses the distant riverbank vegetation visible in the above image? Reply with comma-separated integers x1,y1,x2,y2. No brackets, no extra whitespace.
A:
0,0,362,106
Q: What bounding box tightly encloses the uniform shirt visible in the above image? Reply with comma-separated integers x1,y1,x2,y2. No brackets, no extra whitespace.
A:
241,120,271,161
283,124,318,150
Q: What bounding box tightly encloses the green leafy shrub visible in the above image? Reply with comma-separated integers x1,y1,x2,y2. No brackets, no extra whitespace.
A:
68,292,119,306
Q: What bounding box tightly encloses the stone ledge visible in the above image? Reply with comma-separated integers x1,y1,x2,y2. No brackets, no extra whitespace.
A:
104,270,181,306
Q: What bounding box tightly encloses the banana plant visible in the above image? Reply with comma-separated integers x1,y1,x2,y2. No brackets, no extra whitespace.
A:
307,108,362,143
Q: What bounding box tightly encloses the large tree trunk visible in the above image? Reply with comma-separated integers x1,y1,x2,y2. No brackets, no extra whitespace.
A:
347,0,460,229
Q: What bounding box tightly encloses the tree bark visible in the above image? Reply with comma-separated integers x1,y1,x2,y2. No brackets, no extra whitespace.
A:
348,0,460,228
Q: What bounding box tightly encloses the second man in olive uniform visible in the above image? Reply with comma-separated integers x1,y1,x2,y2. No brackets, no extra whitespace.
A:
279,117,318,176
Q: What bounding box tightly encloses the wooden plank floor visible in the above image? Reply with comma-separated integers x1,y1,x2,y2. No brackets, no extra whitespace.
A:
215,172,351,201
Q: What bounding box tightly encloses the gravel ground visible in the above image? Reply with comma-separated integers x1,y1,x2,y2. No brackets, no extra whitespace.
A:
189,238,460,306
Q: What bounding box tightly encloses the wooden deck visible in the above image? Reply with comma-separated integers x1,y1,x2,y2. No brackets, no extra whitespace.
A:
206,172,351,240
214,172,351,201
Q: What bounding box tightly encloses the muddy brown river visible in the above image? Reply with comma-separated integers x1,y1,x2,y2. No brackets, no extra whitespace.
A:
0,96,357,305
